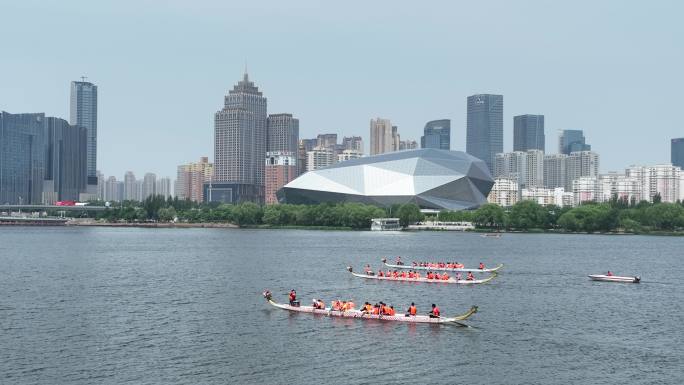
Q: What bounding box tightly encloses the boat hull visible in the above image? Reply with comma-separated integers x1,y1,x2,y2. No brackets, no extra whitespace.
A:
383,260,504,273
266,300,477,324
588,274,640,283
349,268,496,285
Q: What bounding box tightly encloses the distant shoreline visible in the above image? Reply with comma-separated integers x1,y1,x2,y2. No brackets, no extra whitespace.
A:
65,221,238,229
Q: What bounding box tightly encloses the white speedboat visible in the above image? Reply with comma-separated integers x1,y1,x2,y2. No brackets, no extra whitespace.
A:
588,274,640,283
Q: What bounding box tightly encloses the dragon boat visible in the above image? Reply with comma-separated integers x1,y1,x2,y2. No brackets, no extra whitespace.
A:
382,258,504,273
348,267,497,285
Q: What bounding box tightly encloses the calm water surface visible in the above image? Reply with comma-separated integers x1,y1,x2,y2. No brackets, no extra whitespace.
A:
1,227,682,384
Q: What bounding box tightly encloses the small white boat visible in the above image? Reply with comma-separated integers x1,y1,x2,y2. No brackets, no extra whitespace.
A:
588,274,640,283
480,233,502,238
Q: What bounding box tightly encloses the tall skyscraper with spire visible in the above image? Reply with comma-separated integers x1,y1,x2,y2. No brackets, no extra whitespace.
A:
211,71,268,203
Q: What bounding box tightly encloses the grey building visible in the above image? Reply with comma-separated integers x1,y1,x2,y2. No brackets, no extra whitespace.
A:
672,138,684,169
513,115,545,152
70,80,98,187
342,136,363,153
44,117,87,202
421,119,451,150
279,149,493,210
544,154,568,190
213,72,267,203
0,112,47,204
558,129,590,155
267,113,299,154
466,94,503,173
297,138,317,176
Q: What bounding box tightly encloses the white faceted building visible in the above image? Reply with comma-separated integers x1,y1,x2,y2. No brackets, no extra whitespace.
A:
277,149,494,210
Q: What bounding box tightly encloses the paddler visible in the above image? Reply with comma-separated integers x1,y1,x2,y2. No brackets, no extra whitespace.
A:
466,272,475,281
606,271,613,276
479,262,485,270
429,304,441,318
406,302,417,316
364,264,374,275
396,256,404,265
441,272,450,280
289,289,297,306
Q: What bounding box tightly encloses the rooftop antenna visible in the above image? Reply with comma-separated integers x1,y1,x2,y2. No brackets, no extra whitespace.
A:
81,75,88,82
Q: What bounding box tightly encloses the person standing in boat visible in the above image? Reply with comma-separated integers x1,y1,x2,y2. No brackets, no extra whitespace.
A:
395,256,404,265
289,290,297,306
429,304,441,318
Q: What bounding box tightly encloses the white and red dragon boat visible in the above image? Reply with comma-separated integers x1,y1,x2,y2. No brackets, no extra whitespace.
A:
588,274,640,283
381,258,504,273
263,291,478,325
348,267,497,285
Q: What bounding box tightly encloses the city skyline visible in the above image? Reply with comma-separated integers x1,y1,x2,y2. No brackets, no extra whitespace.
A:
1,1,683,178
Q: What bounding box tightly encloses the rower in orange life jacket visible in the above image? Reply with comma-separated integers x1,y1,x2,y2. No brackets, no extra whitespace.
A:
388,306,396,316
466,272,475,281
441,272,450,280
479,262,485,270
407,302,417,316
429,304,440,318
371,304,380,315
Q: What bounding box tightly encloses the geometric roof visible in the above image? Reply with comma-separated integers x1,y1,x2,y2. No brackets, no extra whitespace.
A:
278,149,493,210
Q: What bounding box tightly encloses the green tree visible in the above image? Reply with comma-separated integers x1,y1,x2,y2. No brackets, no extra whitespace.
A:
473,204,506,228
397,203,424,227
232,202,263,226
507,201,546,230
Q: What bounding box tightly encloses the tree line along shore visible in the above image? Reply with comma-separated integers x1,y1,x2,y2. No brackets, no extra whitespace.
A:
64,195,684,234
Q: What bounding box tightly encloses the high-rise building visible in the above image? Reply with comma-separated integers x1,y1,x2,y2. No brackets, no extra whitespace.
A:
142,173,156,200
123,171,137,201
342,136,363,153
97,171,105,201
399,139,418,150
265,152,297,205
487,177,519,207
297,138,317,176
156,177,172,198
626,164,681,203
558,130,591,155
494,150,543,188
104,176,119,202
370,118,399,155
421,119,450,150
513,115,544,152
176,157,213,202
573,177,599,205
213,72,267,203
672,138,684,169
306,146,335,171
466,94,503,173
43,117,87,203
544,154,568,190
70,80,98,188
0,112,46,204
567,151,600,189
316,134,338,150
267,113,299,154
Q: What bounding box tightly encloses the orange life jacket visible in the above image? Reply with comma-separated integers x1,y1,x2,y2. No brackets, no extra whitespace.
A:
409,306,417,315
372,307,380,315
364,304,372,311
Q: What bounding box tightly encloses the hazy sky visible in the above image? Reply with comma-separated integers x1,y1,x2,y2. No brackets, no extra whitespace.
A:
1,0,682,179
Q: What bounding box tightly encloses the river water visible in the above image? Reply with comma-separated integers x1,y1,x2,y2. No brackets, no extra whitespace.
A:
0,227,682,384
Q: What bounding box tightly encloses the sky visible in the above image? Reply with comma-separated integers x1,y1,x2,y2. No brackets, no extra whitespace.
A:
1,0,682,179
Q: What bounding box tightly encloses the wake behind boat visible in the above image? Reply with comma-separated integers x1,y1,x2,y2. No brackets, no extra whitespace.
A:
348,266,497,285
382,258,504,273
263,290,478,325
589,274,640,283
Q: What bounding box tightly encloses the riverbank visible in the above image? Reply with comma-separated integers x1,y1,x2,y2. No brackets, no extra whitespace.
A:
65,219,238,228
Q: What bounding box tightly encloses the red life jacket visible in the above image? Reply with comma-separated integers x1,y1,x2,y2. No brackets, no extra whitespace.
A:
433,307,440,316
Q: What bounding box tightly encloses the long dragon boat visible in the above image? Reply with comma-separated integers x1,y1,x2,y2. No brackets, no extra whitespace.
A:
348,267,497,285
263,291,478,325
381,258,504,273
